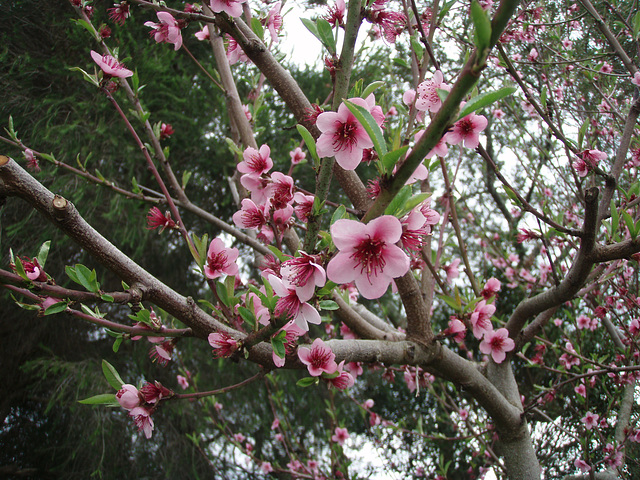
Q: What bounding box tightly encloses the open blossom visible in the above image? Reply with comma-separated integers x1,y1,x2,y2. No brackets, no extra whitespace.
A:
331,427,350,445
176,374,189,390
325,0,346,26
130,406,154,439
445,112,488,149
149,340,174,366
146,206,176,232
632,72,640,86
23,148,39,172
327,360,355,390
479,328,515,363
581,412,599,430
210,0,246,17
297,338,338,376
108,2,130,25
327,216,410,299
316,96,384,170
470,300,496,339
226,35,249,64
481,277,501,299
289,147,306,164
238,145,273,176
13,256,47,282
140,381,173,404
90,50,133,78
144,12,182,50
269,275,321,331
415,70,450,113
195,25,210,41
208,332,239,358
233,198,269,230
265,1,283,43
280,252,326,299
574,459,591,473
204,238,239,279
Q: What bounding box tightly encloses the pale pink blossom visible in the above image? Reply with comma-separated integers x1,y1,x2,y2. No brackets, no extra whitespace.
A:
316,96,384,170
260,462,274,474
576,314,591,330
204,238,239,279
600,62,613,74
297,338,338,376
479,328,515,363
527,48,539,62
144,12,182,50
293,192,314,223
195,25,210,41
581,411,599,430
238,145,273,176
265,172,295,210
561,39,573,49
492,108,505,119
443,258,460,284
289,147,306,164
481,278,501,299
415,70,449,113
130,406,154,438
632,72,640,87
90,50,133,78
177,375,189,390
268,275,321,331
470,300,496,339
331,426,350,445
572,157,590,177
117,384,142,410
149,341,174,366
265,1,283,43
210,0,246,17
23,148,39,172
208,332,239,358
445,112,488,149
574,459,591,473
226,35,249,64
280,252,326,299
327,216,410,299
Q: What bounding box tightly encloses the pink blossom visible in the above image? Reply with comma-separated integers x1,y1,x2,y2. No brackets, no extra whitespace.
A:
445,112,488,149
208,332,239,358
561,38,573,49
233,198,269,230
90,50,133,78
446,318,467,342
331,426,350,445
632,72,640,87
327,360,355,390
149,340,174,366
289,147,306,164
600,62,613,74
316,96,384,170
117,384,142,410
573,458,591,473
130,406,154,439
281,252,326,299
23,148,39,172
226,35,249,64
325,0,346,26
144,12,182,50
479,328,515,363
470,300,496,339
572,157,589,177
177,374,189,390
195,25,210,41
481,277,501,299
238,145,273,176
443,258,460,284
492,108,505,119
576,314,591,330
268,275,321,331
327,216,410,299
108,2,130,25
293,192,314,223
399,208,431,253
574,383,586,397
204,238,239,279
265,172,295,210
260,462,274,474
415,71,449,113
159,123,174,139
265,1,283,43
209,0,246,17
298,338,338,376
527,48,538,62
581,411,599,430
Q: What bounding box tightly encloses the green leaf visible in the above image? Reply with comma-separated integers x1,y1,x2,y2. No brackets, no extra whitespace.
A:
267,245,289,263
578,119,589,149
540,86,547,109
438,293,462,312
102,360,125,390
250,17,264,41
70,18,98,39
101,294,114,302
344,99,387,157
633,10,640,39
316,18,336,54
13,256,30,282
439,0,457,20
456,87,516,120
470,0,492,52
112,336,123,353
296,377,319,387
331,205,347,225
215,281,231,307
182,171,192,191
6,115,17,139
384,185,412,216
238,306,256,328
68,66,100,88
74,264,99,293
319,300,339,311
610,200,619,234
362,81,385,99
44,301,69,315
78,393,119,406
128,308,152,327
395,192,431,219
381,145,410,174
271,336,286,358
296,124,319,165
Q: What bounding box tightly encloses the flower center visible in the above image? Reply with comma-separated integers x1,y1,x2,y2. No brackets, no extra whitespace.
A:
333,120,359,151
207,251,228,272
351,236,386,280
457,119,474,136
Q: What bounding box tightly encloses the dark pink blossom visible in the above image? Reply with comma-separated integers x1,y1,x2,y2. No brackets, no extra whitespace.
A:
581,411,599,430
289,147,306,164
327,360,355,390
327,216,410,299
108,2,130,25
149,340,174,366
204,238,239,279
13,256,47,282
144,12,182,50
159,123,174,140
238,145,273,176
479,328,514,363
233,198,269,230
297,338,338,376
325,0,346,26
90,50,133,78
146,206,176,232
481,277,501,299
331,426,350,445
140,381,173,404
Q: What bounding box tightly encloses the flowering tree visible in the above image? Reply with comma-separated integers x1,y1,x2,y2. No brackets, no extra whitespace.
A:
2,0,640,478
